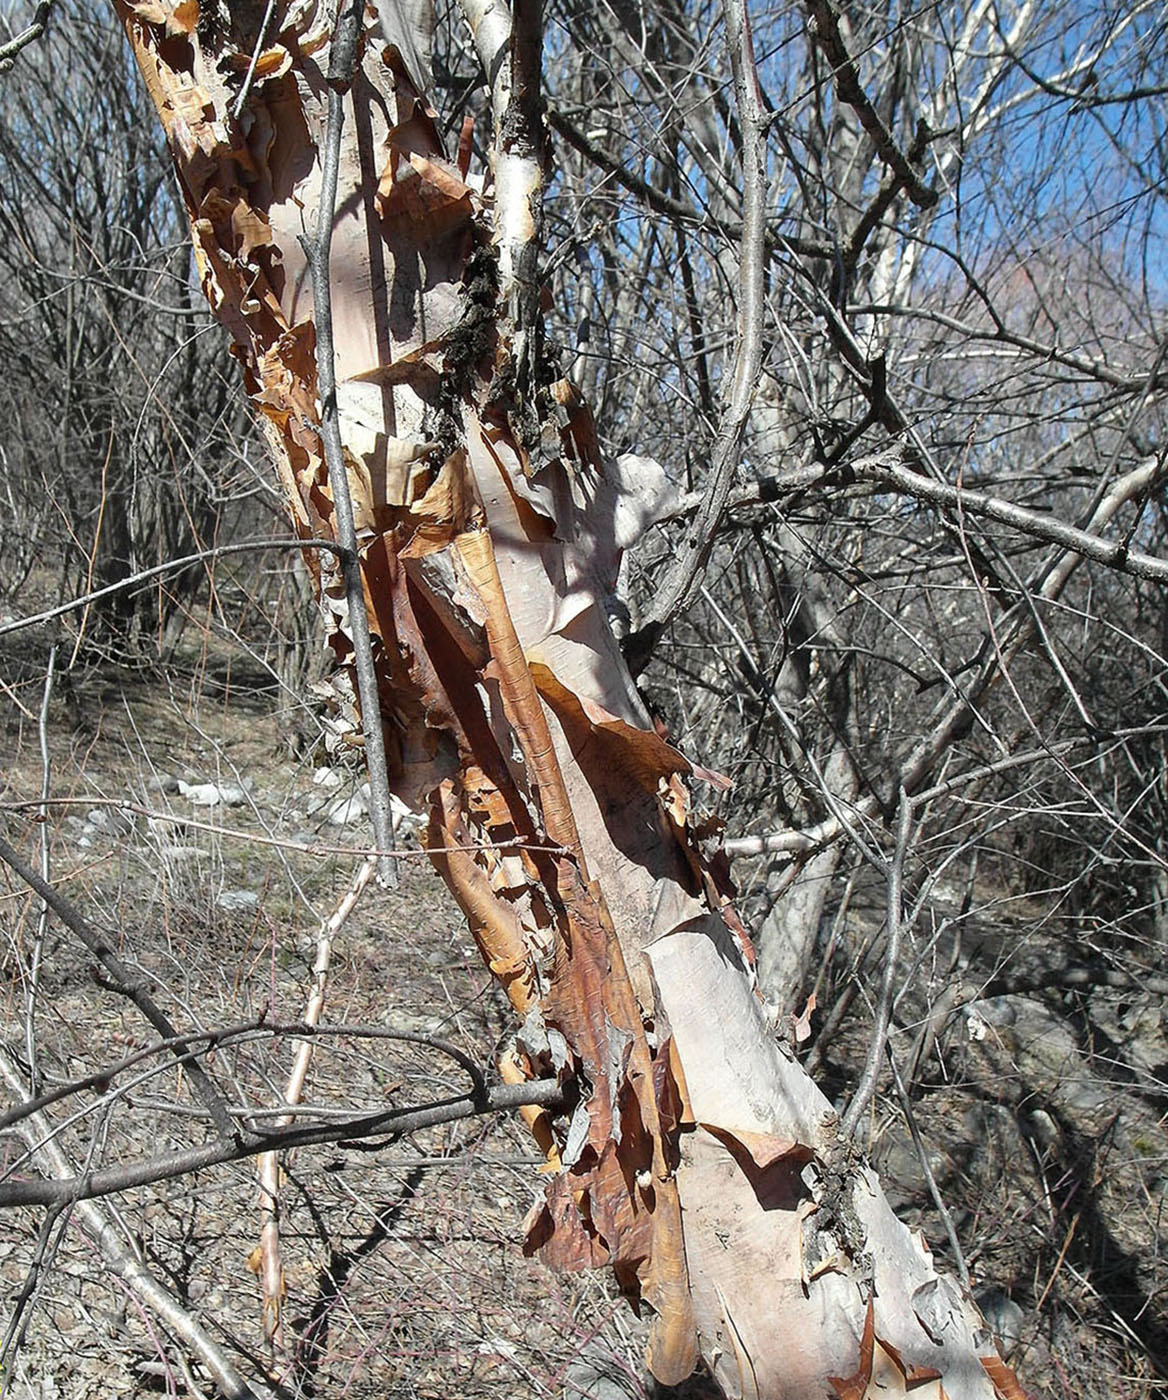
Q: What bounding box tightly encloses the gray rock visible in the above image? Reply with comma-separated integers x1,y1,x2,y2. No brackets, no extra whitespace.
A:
86,806,134,835
216,890,259,912
327,793,368,826
563,1353,640,1400
178,781,224,807
178,780,251,808
976,1288,1025,1358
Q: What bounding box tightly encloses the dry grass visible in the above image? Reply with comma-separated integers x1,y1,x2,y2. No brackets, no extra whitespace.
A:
2,637,1167,1399
0,645,651,1399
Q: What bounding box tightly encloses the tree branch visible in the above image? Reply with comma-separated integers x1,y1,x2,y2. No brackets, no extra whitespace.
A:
546,108,832,261
854,454,1168,583
0,1046,272,1400
0,1081,565,1208
722,458,1165,861
626,0,770,671
841,789,912,1137
0,537,346,640
302,0,399,889
0,834,239,1143
0,1,54,73
805,0,937,209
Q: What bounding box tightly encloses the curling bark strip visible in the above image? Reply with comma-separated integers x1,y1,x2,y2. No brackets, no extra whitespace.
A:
452,524,586,864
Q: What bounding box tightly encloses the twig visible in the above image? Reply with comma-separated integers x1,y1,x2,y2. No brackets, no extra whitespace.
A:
722,735,1095,858
722,457,1166,864
0,1020,496,1139
546,107,833,261
0,834,239,1143
300,0,399,890
0,1081,565,1208
854,454,1168,583
25,644,55,1097
0,1046,272,1400
0,536,346,639
231,0,278,119
886,1047,970,1291
841,788,912,1138
626,0,770,670
1034,1210,1081,1313
0,1,54,72
0,1200,64,1381
0,793,568,863
0,1052,270,1400
699,585,883,870
0,1020,270,1133
805,0,936,209
255,857,375,1356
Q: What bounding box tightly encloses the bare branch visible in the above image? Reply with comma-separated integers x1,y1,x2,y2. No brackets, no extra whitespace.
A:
0,1046,273,1400
841,789,912,1137
855,454,1168,583
0,1081,565,1208
0,1,54,73
302,0,399,890
0,834,239,1143
627,0,770,668
805,0,937,208
546,108,833,261
0,537,347,640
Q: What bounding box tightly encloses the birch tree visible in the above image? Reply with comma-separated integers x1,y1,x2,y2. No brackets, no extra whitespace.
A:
8,0,1146,1389
96,2,1047,1396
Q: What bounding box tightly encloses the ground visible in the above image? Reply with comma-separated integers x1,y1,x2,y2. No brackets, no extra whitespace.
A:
2,633,1167,1398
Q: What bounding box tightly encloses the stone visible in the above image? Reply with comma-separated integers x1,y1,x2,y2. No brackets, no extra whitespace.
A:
216,890,259,912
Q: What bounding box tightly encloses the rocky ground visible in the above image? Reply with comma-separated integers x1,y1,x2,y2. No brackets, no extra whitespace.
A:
2,644,1167,1398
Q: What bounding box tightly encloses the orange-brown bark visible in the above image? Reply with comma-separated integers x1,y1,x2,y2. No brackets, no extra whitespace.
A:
112,3,1029,1396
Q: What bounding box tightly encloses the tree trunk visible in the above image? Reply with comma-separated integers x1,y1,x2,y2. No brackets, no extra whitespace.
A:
112,3,1025,1395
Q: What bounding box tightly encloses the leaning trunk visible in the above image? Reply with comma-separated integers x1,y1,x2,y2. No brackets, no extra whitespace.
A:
113,3,1023,1395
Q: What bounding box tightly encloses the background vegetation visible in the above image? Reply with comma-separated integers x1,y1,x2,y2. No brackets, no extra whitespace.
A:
2,0,1168,1394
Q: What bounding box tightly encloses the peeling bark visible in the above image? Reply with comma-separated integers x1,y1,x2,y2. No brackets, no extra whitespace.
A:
112,3,1028,1396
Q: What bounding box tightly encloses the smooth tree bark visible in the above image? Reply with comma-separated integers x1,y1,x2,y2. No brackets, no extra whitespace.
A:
112,2,1028,1396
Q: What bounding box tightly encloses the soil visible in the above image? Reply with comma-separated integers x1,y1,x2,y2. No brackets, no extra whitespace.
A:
2,638,1167,1399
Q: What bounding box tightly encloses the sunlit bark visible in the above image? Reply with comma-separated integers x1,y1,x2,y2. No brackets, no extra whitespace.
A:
112,3,1026,1395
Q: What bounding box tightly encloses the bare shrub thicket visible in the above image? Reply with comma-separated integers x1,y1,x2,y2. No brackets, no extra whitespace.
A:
0,0,324,693
2,0,1168,1395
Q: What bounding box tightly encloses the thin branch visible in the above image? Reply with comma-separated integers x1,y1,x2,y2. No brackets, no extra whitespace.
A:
0,1020,499,1140
0,537,346,639
627,0,770,669
0,1081,565,1208
844,118,935,266
25,644,55,1098
854,454,1168,583
722,462,1165,861
887,1047,971,1291
0,1,54,73
841,788,912,1137
0,1021,269,1133
546,108,832,261
699,585,884,871
0,795,566,863
805,0,937,209
0,1046,272,1400
301,0,399,890
257,858,373,1355
850,298,1168,393
231,0,278,119
0,835,239,1143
